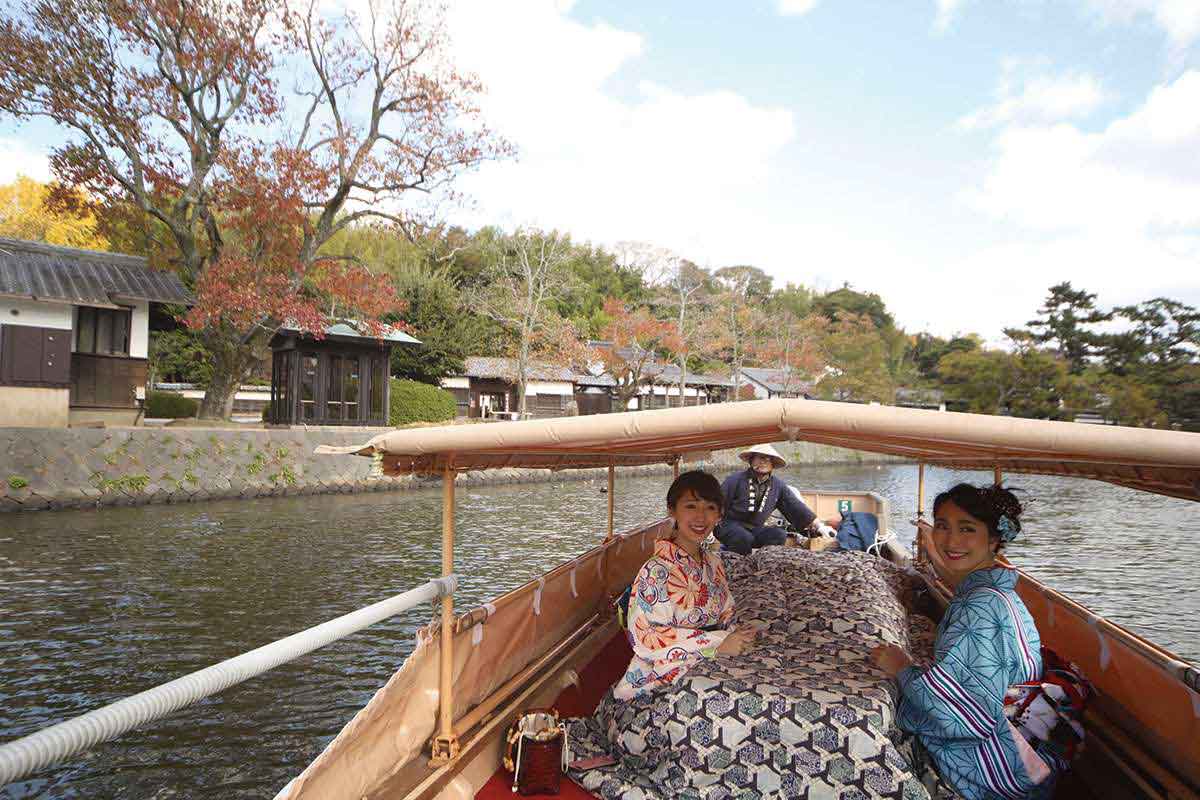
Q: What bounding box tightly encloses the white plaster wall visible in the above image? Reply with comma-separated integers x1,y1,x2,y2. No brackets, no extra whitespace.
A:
128,300,150,359
0,298,73,329
441,376,469,389
0,387,69,427
642,385,702,397
524,380,573,396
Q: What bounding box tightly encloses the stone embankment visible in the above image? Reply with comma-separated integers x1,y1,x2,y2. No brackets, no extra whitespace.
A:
0,427,904,513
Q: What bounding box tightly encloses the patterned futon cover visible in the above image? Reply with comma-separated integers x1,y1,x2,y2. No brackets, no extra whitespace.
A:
569,547,938,799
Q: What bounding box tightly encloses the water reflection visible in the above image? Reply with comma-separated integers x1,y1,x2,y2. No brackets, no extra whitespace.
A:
0,464,1195,798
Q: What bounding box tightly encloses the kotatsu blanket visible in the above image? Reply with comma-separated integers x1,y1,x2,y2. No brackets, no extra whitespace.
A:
568,547,938,800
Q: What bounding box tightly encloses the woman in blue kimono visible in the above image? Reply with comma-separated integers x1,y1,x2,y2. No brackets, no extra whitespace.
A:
871,483,1057,800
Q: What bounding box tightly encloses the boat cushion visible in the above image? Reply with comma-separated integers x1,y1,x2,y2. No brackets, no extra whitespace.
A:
568,546,940,799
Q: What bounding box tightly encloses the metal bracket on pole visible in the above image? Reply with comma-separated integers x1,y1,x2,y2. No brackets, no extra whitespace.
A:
430,733,461,763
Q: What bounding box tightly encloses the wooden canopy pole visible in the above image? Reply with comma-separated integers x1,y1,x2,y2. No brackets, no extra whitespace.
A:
994,466,1003,487
917,462,926,519
607,464,615,541
916,463,926,564
431,465,460,764
672,457,681,480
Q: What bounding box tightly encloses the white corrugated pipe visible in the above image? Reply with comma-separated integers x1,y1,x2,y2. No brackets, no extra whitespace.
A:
0,574,457,787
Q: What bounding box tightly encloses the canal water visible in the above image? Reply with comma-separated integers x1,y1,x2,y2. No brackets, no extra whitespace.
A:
2,463,1197,798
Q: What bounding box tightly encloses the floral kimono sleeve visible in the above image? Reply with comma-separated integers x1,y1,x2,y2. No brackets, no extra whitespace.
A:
628,557,729,664
896,592,1010,741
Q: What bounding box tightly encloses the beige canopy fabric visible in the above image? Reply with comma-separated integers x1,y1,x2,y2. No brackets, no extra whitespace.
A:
317,399,1200,501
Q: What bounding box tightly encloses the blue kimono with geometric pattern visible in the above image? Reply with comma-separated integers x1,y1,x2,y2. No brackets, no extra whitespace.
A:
897,566,1057,800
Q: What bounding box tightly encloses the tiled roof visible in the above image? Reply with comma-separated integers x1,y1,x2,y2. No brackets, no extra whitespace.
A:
649,363,733,387
278,321,422,345
738,366,813,394
575,372,617,387
461,356,574,382
0,237,193,306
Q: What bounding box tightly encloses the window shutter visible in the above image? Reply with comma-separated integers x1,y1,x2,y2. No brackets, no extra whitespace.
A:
42,329,71,385
0,325,51,384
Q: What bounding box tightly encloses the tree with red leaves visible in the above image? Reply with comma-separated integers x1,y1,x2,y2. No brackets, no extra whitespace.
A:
0,0,509,417
599,298,675,411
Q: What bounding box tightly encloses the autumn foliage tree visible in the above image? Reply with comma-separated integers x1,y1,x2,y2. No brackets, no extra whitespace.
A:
815,313,894,403
473,228,588,416
599,298,675,410
0,0,508,417
760,311,826,396
703,266,771,400
0,176,109,249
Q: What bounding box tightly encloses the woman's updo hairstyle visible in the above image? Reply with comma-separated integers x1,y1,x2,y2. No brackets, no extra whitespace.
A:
666,470,724,510
932,483,1024,551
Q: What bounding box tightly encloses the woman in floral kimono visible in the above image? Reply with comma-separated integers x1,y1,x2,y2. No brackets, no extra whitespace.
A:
568,471,757,795
872,483,1057,800
614,469,755,699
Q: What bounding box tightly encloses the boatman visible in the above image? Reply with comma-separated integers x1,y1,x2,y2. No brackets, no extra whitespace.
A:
715,444,835,555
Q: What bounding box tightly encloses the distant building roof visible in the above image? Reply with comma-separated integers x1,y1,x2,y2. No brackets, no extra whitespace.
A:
895,387,944,406
277,320,421,345
738,366,813,395
649,364,733,387
460,356,574,382
0,237,193,306
575,372,617,387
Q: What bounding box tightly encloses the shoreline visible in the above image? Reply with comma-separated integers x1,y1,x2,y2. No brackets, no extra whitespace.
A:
0,426,905,513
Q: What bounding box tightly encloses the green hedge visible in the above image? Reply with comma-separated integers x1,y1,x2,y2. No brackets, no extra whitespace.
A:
145,390,199,419
389,378,456,427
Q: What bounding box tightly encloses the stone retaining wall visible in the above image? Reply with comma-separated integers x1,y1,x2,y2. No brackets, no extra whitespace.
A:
0,427,904,512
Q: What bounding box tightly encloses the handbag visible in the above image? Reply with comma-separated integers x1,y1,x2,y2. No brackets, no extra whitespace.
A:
503,709,569,795
1004,645,1093,768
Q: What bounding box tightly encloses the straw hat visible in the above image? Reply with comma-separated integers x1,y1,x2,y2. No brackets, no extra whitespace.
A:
739,443,786,469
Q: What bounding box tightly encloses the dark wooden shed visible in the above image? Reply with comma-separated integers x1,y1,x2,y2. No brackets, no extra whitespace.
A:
268,322,421,427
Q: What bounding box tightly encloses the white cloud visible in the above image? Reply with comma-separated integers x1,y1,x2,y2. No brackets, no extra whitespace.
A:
965,70,1200,234
0,138,52,185
778,0,819,16
934,69,1200,340
443,0,796,259
1084,0,1200,48
958,66,1107,130
934,0,966,32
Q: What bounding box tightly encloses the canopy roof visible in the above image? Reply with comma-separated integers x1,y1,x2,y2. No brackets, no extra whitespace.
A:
317,399,1200,501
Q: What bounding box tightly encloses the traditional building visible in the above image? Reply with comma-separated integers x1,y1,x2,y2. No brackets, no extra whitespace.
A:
442,357,575,419
894,387,947,411
573,372,615,416
637,364,732,408
736,366,814,400
0,237,192,427
268,322,420,427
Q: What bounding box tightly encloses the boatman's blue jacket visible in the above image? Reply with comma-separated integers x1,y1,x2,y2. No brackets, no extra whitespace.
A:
719,469,816,531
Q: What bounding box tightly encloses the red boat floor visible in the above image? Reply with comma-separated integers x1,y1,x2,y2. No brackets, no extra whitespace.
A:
476,631,632,800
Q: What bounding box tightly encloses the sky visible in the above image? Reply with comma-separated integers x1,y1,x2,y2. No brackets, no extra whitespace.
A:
4,0,1200,342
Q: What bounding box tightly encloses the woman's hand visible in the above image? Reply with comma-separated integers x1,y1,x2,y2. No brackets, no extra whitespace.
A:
870,643,913,677
917,521,952,584
716,626,757,656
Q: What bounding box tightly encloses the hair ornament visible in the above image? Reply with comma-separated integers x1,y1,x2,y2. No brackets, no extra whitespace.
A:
996,514,1018,542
